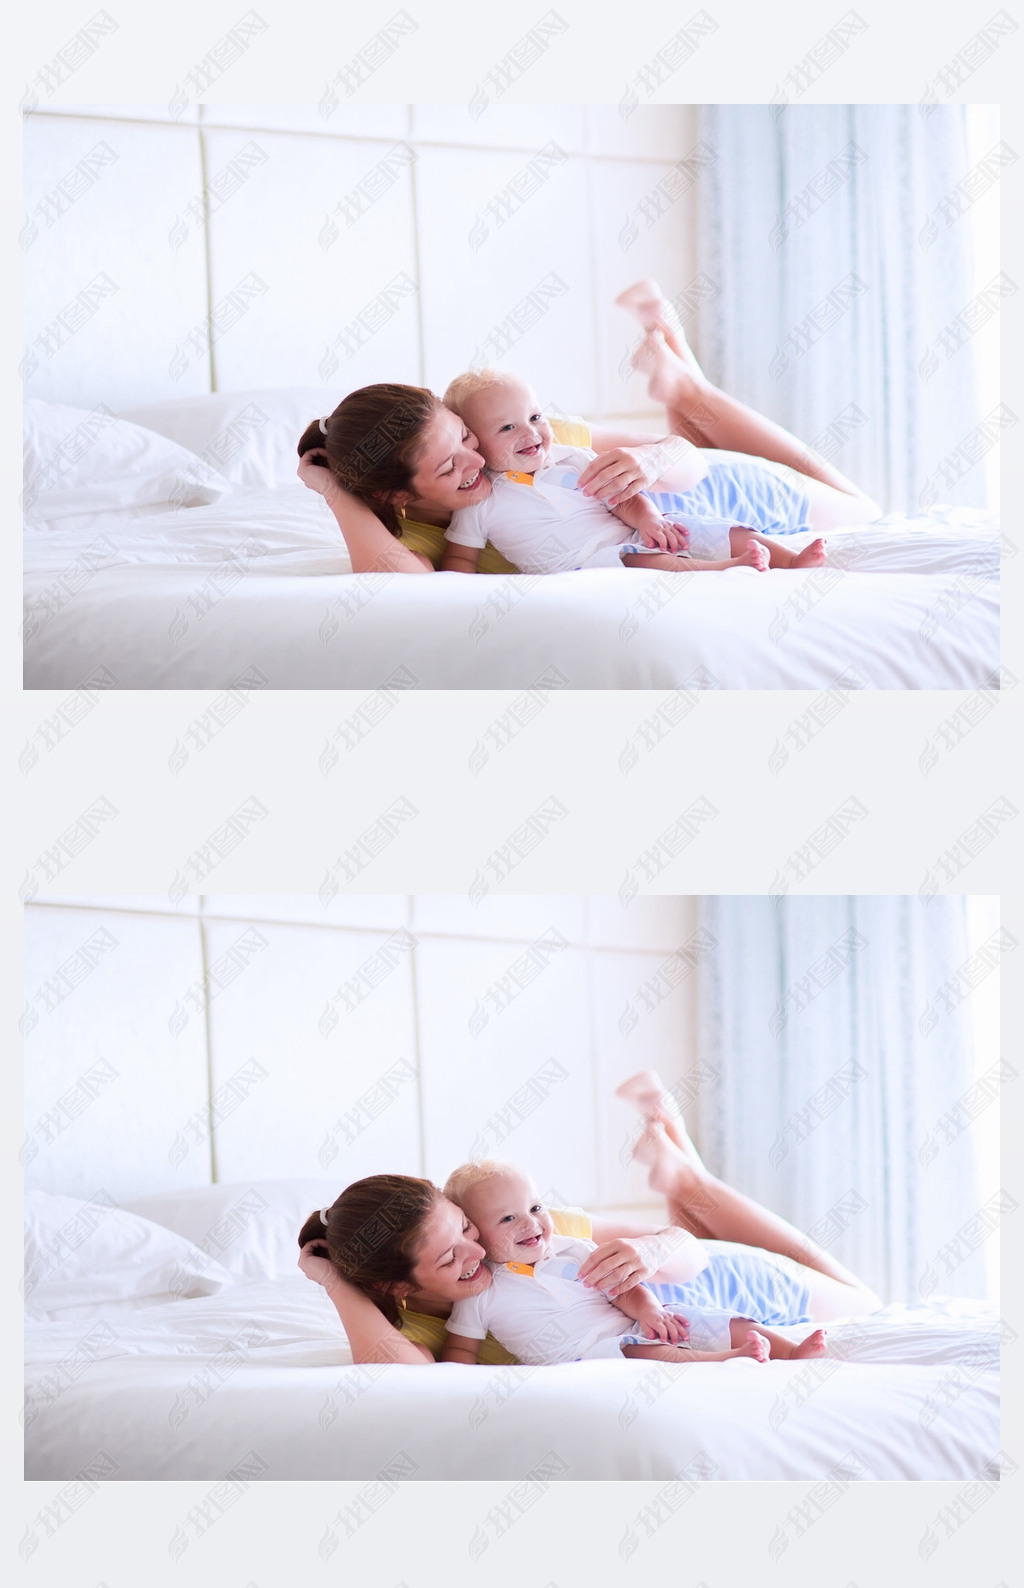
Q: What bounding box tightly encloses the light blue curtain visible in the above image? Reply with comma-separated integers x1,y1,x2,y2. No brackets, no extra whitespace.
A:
695,897,983,1303
696,106,981,514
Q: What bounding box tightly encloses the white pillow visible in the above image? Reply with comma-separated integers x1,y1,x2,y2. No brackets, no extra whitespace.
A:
117,388,345,492
123,1179,345,1280
24,1190,233,1317
23,398,231,523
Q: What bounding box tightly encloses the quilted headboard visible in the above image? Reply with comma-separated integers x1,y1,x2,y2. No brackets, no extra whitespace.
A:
23,103,699,415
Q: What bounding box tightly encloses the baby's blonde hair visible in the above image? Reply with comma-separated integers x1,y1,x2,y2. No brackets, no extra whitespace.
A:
443,1158,518,1207
443,368,519,418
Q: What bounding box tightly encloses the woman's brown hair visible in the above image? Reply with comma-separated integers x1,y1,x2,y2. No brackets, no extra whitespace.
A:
298,1174,442,1328
297,384,445,538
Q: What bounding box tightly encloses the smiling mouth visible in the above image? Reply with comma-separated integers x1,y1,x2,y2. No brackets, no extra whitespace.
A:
517,1234,542,1248
459,1260,482,1281
516,443,542,457
458,470,482,490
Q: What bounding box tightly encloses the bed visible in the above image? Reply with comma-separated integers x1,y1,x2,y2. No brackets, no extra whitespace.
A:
23,393,1000,691
25,1184,1000,1481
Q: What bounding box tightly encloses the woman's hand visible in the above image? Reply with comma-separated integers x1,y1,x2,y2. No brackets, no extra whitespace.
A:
298,1241,336,1288
297,450,337,499
576,448,654,507
577,1237,657,1298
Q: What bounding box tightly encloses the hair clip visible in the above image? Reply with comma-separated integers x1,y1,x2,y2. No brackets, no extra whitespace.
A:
319,416,329,435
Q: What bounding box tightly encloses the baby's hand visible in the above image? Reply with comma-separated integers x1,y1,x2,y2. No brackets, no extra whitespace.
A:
635,517,676,555
635,1306,689,1344
663,518,690,552
637,517,688,553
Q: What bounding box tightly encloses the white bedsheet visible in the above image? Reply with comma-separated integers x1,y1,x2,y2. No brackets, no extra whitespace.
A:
24,491,999,689
25,1279,999,1479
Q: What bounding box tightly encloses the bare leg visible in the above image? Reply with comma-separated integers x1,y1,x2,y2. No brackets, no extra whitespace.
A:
617,1072,716,1239
621,541,770,572
632,1121,719,1240
634,1123,881,1316
630,327,882,516
731,528,828,569
622,1329,770,1364
729,1319,828,1360
619,1071,717,1237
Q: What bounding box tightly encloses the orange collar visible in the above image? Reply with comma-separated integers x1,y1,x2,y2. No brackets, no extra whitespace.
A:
504,471,536,486
505,1261,536,1275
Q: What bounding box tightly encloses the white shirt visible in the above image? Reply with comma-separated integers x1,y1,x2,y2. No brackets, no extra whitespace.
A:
447,1235,643,1364
445,446,628,575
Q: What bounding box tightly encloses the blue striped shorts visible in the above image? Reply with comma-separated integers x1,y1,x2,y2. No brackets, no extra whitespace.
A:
649,1247,812,1328
648,451,813,536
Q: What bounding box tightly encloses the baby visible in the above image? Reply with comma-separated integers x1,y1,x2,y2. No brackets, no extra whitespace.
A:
441,1161,827,1367
439,371,827,577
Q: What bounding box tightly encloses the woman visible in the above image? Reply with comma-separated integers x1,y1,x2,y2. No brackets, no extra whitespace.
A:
297,1072,881,1366
295,281,881,576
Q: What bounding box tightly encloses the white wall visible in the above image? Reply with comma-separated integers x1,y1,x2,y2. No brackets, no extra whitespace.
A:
24,894,700,1209
23,104,699,419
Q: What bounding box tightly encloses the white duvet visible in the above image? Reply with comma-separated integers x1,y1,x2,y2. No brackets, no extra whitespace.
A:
25,1278,999,1480
24,489,1000,689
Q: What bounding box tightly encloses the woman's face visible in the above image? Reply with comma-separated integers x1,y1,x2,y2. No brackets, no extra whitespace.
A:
405,407,492,515
406,1196,492,1307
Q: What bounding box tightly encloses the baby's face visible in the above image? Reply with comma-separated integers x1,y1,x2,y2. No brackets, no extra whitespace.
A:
459,378,554,474
460,1168,554,1266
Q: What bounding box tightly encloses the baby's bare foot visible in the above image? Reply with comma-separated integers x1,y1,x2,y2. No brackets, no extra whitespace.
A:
736,1329,771,1362
790,537,827,568
790,1328,828,1360
735,540,770,571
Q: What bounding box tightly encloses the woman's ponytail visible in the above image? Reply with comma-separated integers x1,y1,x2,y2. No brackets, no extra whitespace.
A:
297,1175,442,1328
296,385,444,538
297,416,330,463
297,1206,331,1258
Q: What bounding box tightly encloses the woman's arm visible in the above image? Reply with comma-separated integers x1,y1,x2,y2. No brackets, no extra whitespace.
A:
297,453,433,574
298,1244,433,1364
578,1220,707,1296
588,423,665,449
581,428,707,505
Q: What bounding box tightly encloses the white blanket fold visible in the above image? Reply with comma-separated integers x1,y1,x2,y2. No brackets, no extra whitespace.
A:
24,497,1000,689
25,1284,999,1479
